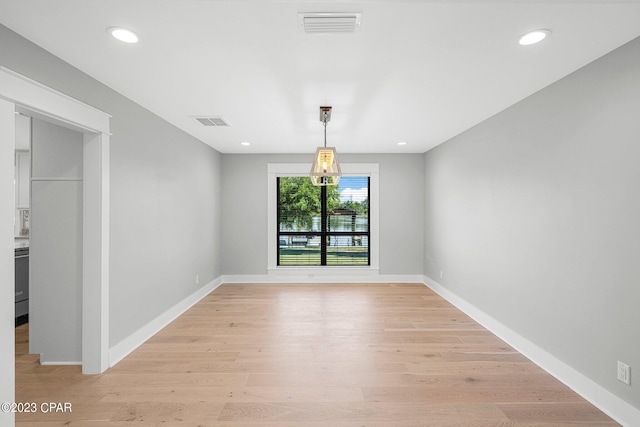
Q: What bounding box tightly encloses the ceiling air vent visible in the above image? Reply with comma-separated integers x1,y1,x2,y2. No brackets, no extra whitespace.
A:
194,116,231,127
299,13,362,34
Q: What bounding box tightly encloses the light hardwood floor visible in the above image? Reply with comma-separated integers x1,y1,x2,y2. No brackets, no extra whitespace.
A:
15,283,619,426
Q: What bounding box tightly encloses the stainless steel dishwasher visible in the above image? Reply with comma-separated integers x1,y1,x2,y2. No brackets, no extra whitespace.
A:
15,246,29,326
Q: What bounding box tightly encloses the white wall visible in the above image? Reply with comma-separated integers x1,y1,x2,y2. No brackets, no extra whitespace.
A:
30,118,83,363
0,24,222,359
222,153,424,277
424,36,640,411
108,104,222,347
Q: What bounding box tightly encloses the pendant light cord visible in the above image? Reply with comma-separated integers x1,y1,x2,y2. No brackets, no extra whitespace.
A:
323,112,328,148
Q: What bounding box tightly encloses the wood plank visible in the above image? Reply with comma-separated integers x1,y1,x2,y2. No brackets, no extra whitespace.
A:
14,282,620,425
497,402,620,424
217,402,509,423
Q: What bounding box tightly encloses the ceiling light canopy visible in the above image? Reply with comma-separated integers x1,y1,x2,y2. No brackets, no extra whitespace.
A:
518,29,551,46
310,106,341,186
107,27,140,43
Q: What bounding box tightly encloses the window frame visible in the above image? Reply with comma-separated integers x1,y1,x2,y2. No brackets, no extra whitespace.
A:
276,176,370,266
267,163,379,277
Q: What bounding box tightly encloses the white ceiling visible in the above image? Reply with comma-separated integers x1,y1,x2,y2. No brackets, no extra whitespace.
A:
1,1,639,154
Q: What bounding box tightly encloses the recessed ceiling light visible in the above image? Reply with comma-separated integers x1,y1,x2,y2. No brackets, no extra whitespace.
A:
518,29,551,46
107,27,140,44
240,141,251,146
397,141,407,146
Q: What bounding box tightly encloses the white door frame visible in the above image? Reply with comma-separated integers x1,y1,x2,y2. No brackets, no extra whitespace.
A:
0,66,110,374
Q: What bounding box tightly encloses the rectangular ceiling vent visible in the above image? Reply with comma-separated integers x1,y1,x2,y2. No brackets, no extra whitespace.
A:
299,13,362,35
194,116,231,127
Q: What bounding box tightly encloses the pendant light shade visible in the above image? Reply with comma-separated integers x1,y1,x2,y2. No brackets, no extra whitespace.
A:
310,146,341,186
310,106,341,186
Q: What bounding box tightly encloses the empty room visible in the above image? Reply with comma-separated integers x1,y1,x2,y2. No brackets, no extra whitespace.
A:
0,1,639,426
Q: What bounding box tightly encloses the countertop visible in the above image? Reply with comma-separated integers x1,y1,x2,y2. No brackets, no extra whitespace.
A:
15,238,29,250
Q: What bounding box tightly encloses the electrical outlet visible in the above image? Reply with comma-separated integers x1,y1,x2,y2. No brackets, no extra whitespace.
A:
196,274,199,285
440,270,444,280
617,361,631,386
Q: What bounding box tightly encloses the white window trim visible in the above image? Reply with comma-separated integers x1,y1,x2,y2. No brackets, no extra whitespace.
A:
267,163,379,279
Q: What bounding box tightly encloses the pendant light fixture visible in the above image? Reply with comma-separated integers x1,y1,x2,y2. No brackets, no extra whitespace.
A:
310,106,341,186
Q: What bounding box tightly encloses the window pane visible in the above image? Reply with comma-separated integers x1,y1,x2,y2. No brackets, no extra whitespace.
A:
279,235,321,265
326,235,369,266
333,175,369,231
278,177,321,232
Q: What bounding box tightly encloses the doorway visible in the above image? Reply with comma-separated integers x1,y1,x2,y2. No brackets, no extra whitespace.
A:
0,66,111,382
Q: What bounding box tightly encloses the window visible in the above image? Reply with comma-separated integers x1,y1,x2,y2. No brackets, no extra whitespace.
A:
277,176,370,266
267,163,379,275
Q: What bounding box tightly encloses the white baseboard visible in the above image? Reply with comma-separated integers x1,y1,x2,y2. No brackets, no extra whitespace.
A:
223,272,423,284
422,275,640,427
108,277,222,368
